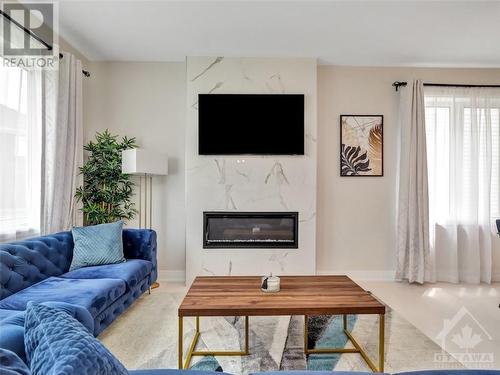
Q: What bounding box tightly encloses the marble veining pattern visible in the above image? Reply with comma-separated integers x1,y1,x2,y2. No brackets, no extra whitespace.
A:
235,169,250,182
215,159,226,184
266,73,285,93
265,162,290,185
191,56,224,82
223,185,237,210
191,81,224,109
185,57,317,283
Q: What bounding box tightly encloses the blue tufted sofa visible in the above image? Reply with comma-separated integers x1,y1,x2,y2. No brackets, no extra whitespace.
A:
2,344,500,375
0,229,157,362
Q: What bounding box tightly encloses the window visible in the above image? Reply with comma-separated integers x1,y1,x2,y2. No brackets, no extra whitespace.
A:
0,63,42,241
425,89,500,225
491,108,500,217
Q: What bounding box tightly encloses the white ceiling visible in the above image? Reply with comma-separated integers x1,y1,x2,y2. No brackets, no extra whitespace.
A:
58,0,500,67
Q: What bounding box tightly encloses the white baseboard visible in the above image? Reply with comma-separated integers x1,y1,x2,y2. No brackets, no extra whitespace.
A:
157,269,395,283
317,270,395,281
156,269,498,283
157,269,186,283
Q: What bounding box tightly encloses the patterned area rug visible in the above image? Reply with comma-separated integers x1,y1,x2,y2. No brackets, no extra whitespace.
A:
100,289,463,374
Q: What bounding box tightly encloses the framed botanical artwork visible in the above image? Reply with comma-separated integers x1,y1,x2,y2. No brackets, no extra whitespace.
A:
340,115,383,177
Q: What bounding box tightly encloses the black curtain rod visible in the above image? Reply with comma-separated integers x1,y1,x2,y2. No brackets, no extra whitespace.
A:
0,10,90,77
393,81,500,91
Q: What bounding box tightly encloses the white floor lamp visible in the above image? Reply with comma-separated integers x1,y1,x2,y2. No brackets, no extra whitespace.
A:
122,148,168,288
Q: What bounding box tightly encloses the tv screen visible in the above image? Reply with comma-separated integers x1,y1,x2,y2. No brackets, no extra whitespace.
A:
198,94,304,155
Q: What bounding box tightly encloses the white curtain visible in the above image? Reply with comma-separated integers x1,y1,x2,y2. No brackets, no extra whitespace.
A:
396,80,435,284
41,53,83,234
0,65,42,241
425,87,500,284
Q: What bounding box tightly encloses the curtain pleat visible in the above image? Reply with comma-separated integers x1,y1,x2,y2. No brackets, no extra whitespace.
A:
396,80,434,284
41,53,83,234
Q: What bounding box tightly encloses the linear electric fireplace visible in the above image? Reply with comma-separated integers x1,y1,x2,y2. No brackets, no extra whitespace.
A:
203,212,299,249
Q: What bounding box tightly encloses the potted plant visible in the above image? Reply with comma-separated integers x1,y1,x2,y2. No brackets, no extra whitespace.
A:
75,130,138,225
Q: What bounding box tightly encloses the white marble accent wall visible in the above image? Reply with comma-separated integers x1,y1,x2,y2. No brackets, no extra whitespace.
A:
185,57,317,284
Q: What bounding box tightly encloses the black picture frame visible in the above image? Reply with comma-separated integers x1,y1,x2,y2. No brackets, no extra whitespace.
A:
340,114,384,177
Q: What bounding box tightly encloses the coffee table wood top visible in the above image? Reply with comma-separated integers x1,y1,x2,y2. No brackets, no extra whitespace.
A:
178,275,385,317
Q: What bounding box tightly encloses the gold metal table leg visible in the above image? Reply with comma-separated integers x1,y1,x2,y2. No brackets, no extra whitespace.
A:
379,313,385,372
178,316,183,369
302,314,309,356
303,314,385,373
179,316,250,369
184,317,200,369
244,316,249,355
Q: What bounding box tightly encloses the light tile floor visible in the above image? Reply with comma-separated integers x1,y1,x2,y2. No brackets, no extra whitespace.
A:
357,280,500,369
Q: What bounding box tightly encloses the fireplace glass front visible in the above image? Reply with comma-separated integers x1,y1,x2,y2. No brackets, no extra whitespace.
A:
203,212,298,249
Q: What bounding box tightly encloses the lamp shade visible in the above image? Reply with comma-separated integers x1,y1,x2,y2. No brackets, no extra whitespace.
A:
122,148,168,176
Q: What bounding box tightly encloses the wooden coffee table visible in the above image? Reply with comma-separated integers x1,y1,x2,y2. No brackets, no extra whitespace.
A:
178,275,386,372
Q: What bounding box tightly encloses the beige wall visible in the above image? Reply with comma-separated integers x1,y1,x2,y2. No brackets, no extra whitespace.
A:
317,66,500,280
82,62,500,281
83,62,186,277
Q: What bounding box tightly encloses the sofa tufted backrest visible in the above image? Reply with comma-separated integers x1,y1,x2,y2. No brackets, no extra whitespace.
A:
122,229,157,284
0,232,74,300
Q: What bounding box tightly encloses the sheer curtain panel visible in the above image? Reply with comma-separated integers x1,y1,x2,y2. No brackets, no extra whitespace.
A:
425,87,500,284
0,64,42,241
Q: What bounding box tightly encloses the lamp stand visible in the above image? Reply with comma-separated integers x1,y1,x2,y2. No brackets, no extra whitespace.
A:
138,174,153,229
139,174,160,290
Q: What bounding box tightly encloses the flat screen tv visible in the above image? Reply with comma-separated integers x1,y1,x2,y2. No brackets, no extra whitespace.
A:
198,94,304,155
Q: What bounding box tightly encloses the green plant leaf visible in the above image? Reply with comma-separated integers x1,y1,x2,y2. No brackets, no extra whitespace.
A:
76,130,138,225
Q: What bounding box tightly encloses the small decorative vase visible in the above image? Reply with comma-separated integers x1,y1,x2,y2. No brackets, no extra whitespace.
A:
261,275,280,293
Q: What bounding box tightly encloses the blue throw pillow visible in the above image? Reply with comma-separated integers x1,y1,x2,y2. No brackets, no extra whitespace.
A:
0,348,31,375
70,220,125,271
24,303,128,375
